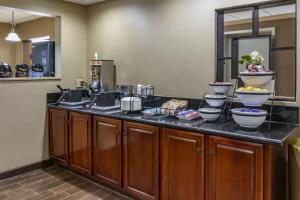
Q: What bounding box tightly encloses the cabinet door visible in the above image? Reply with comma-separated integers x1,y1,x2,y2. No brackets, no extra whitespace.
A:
69,112,92,175
123,121,159,200
49,108,68,166
207,136,263,200
93,116,122,188
161,128,204,200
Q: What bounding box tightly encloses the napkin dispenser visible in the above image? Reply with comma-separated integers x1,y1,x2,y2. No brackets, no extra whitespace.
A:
121,97,142,112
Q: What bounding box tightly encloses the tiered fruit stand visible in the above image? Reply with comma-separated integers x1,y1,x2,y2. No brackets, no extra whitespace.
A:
231,71,275,130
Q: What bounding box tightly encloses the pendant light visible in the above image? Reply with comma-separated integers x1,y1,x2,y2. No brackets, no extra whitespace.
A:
5,10,21,42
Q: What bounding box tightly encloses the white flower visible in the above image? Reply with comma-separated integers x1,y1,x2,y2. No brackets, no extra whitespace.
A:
250,51,259,58
259,55,264,62
250,51,264,65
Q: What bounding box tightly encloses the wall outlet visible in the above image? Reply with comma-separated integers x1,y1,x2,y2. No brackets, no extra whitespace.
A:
76,79,84,88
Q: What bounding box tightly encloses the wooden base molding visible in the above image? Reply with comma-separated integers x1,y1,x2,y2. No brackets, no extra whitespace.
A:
0,160,54,181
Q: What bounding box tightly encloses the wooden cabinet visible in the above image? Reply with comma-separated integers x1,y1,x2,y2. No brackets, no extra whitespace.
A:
123,121,159,200
48,109,285,200
161,128,204,200
93,116,122,188
49,108,69,166
206,136,264,200
69,112,92,175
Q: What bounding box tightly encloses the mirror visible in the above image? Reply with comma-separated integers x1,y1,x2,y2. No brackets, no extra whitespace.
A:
223,9,254,82
216,1,296,101
0,6,60,78
259,4,296,100
232,36,270,78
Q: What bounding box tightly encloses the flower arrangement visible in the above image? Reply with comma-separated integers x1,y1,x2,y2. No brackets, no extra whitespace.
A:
239,51,264,66
239,51,271,72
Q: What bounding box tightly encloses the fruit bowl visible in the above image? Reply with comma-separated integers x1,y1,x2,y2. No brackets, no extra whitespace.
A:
204,95,227,107
231,108,267,128
209,82,233,93
236,87,272,107
239,72,274,86
199,108,222,122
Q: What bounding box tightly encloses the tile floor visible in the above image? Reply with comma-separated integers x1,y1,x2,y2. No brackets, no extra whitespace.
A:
0,165,132,200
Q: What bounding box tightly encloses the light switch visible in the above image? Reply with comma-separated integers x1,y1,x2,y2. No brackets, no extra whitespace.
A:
76,79,84,88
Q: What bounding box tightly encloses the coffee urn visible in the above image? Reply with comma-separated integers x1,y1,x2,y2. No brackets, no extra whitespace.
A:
90,58,116,92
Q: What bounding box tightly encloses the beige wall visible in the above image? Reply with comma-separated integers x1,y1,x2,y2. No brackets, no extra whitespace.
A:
0,0,87,172
87,0,276,98
0,22,16,66
16,17,55,41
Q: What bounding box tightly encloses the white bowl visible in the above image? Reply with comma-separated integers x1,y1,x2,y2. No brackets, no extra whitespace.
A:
199,108,222,122
236,91,272,107
231,108,267,128
239,72,274,86
209,82,233,93
205,95,227,107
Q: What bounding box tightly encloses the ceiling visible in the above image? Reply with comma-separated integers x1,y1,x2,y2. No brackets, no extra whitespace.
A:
224,4,296,22
63,0,106,5
0,7,43,24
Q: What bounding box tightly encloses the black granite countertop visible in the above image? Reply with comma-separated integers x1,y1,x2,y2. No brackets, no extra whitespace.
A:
48,103,299,145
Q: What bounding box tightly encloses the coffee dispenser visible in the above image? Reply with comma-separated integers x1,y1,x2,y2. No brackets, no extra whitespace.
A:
90,59,116,92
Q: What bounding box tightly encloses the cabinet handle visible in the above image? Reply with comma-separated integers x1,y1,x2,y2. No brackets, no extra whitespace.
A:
196,148,202,154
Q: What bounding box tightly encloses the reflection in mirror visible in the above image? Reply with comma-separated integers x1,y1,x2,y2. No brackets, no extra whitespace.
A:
217,1,296,101
0,6,59,78
259,4,296,100
223,10,254,58
231,36,270,78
